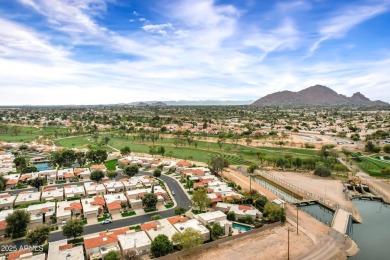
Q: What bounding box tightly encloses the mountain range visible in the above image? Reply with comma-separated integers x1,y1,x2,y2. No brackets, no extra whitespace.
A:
251,85,389,107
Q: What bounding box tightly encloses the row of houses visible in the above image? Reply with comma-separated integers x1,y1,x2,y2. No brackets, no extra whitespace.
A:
0,151,16,175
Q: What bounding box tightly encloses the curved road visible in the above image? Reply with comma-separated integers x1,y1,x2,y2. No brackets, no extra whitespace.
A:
48,172,190,242
8,172,190,247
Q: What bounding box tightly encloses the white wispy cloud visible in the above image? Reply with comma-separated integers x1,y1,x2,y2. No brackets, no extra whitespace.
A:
0,0,389,105
309,1,390,54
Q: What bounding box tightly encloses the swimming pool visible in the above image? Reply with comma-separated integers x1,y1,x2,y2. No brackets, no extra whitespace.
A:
34,163,52,171
232,223,252,232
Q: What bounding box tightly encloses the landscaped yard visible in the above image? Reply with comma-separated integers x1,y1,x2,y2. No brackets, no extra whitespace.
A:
130,225,142,231
0,125,69,142
164,203,174,209
104,159,118,171
121,211,136,217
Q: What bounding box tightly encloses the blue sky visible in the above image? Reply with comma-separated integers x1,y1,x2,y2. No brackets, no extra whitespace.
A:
1,0,390,105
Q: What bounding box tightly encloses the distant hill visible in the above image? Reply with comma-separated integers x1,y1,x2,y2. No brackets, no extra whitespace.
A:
130,100,254,106
251,85,389,107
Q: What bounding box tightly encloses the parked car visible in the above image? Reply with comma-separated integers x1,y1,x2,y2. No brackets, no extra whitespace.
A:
101,219,113,224
171,191,175,195
61,220,67,226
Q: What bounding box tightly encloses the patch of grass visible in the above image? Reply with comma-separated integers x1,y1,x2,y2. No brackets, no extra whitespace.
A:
104,159,118,171
191,209,206,215
121,211,136,217
98,216,111,222
130,225,142,231
165,203,174,209
68,238,84,244
144,208,157,213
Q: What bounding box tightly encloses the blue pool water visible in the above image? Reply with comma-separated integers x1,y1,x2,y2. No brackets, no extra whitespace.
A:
35,163,52,171
232,223,252,232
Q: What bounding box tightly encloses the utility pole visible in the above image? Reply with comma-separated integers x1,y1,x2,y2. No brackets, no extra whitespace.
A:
287,228,290,260
296,208,299,235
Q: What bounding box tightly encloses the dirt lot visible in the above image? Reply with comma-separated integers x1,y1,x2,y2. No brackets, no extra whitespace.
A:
182,223,314,260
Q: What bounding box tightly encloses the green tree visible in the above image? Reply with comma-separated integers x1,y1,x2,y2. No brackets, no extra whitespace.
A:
151,234,173,257
227,211,235,221
191,188,210,212
90,170,105,182
27,177,46,190
62,219,84,240
175,206,186,215
172,228,203,250
263,202,286,223
142,193,158,211
314,166,331,177
6,210,31,238
247,164,258,174
26,225,50,246
245,138,253,146
120,146,131,156
104,251,120,260
153,169,162,178
381,168,390,175
383,145,390,154
365,141,375,152
208,155,229,175
103,136,110,145
0,176,7,191
106,171,118,180
124,165,139,177
14,156,27,172
157,146,165,157
211,222,224,240
151,214,162,220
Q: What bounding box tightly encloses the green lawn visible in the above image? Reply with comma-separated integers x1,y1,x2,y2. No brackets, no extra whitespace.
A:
0,125,69,142
104,159,118,171
164,203,174,209
130,225,142,231
54,135,319,166
357,156,390,178
121,211,136,217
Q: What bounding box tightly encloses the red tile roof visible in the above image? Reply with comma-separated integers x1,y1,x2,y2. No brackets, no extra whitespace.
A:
91,196,105,206
0,220,7,230
141,221,158,231
8,249,31,260
167,216,188,225
107,202,122,211
6,179,18,185
59,244,73,251
238,205,254,211
177,161,191,167
90,164,106,170
19,175,32,181
212,198,223,203
0,193,11,198
64,172,74,178
42,187,57,192
65,202,82,211
84,234,118,249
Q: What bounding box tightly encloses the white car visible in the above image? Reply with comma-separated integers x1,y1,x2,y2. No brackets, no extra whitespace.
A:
61,220,67,226
171,191,175,195
101,219,113,224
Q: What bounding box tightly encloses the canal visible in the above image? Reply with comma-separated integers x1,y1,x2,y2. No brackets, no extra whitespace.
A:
350,199,390,260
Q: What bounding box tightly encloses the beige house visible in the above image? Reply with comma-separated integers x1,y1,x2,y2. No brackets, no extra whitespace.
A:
0,209,13,237
74,168,91,181
56,200,83,224
41,187,64,201
14,191,41,206
27,201,56,227
89,164,107,173
173,218,210,241
104,180,125,193
118,231,151,257
84,182,106,196
81,196,104,219
84,231,122,259
0,193,16,210
48,239,84,260
39,170,57,185
197,211,227,226
120,178,139,191
6,249,45,260
63,185,85,199
141,219,177,241
57,168,73,182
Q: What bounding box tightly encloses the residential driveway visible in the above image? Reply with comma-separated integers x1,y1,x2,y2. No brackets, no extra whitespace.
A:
87,217,98,225
111,212,122,220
